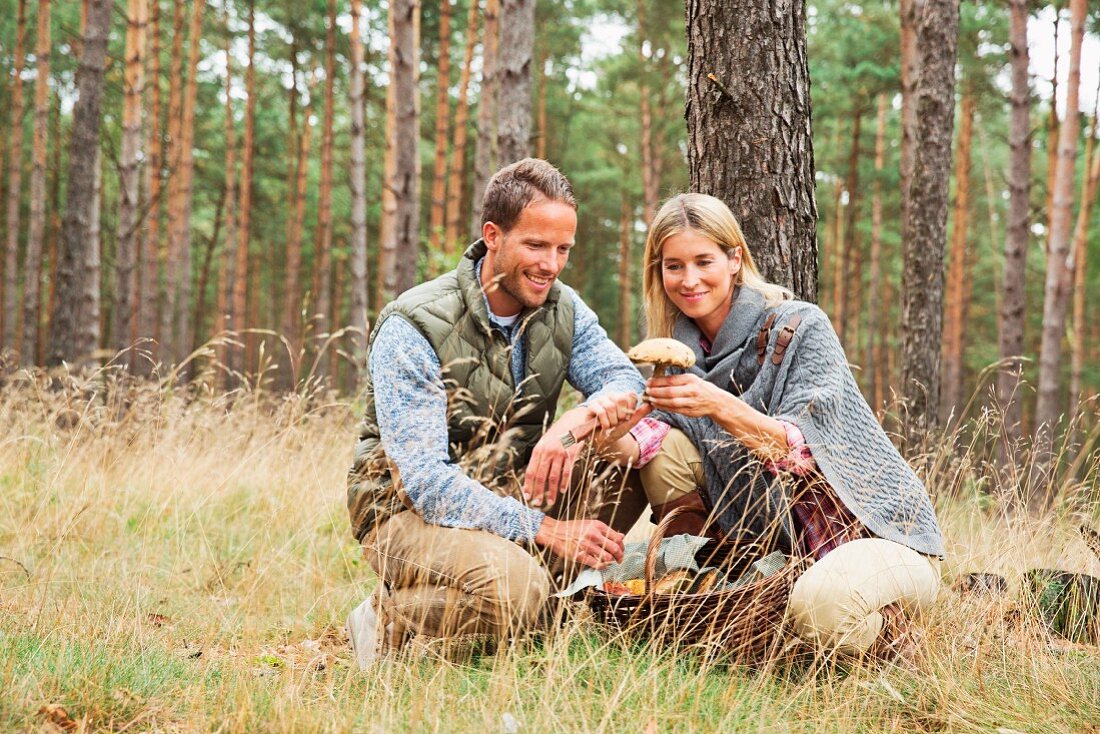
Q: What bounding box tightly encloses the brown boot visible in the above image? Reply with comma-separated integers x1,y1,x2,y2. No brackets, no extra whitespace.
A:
650,490,721,541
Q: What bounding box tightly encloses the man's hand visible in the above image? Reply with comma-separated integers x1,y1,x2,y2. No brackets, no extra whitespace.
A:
534,516,625,569
523,392,641,507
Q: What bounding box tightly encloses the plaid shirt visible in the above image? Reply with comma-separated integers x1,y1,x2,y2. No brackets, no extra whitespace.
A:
630,417,864,560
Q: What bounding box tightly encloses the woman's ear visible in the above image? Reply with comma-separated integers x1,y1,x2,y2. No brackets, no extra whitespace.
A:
729,246,743,275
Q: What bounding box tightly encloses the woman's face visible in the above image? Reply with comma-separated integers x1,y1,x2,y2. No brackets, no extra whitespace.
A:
660,230,741,328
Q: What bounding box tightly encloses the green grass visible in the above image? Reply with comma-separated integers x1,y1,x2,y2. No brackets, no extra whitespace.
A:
2,368,1100,732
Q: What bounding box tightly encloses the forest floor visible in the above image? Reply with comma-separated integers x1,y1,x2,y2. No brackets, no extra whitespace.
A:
2,367,1100,733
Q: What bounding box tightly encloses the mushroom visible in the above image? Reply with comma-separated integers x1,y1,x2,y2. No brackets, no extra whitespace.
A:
625,338,696,377
559,338,696,449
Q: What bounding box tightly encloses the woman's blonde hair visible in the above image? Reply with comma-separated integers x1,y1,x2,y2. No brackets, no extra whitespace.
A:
642,193,793,338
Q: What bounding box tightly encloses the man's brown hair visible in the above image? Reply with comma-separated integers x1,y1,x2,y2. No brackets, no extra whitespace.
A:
481,158,577,233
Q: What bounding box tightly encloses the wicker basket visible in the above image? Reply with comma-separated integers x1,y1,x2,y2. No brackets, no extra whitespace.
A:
586,508,805,662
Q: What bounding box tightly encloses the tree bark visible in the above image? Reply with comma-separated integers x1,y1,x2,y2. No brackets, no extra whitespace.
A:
348,0,370,379
617,191,632,348
839,109,863,348
171,0,205,362
899,0,959,433
113,0,147,355
3,0,28,351
997,0,1031,460
160,0,186,362
215,1,237,388
444,0,479,254
137,0,163,367
683,0,818,300
377,0,421,309
21,0,51,364
496,0,533,165
48,0,111,366
428,0,453,272
1033,0,1085,489
231,0,256,376
469,0,499,238
940,90,975,422
1069,104,1100,423
283,79,314,360
867,93,887,411
898,0,919,230
310,0,338,381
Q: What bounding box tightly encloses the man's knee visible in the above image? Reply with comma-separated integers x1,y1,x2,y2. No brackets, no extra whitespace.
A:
640,428,705,506
787,538,940,653
466,549,550,629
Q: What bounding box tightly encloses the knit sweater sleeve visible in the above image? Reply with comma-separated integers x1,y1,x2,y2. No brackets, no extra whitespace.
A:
369,317,545,543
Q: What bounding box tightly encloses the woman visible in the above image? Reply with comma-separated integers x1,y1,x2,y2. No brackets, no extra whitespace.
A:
618,193,944,658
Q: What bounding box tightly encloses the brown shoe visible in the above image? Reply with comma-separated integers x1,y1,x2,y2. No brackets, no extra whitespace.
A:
650,490,721,541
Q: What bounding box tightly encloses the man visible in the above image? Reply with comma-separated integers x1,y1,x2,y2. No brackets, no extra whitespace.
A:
346,158,648,667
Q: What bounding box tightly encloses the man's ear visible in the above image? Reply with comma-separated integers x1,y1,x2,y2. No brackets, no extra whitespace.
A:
482,221,502,250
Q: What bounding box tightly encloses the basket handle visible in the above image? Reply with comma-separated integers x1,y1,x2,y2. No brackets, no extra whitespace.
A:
644,506,687,592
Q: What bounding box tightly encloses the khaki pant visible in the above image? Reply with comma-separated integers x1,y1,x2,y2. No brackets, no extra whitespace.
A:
640,428,941,655
362,460,647,640
787,538,940,654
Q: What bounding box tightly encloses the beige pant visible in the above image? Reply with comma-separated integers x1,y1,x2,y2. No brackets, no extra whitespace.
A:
640,428,941,655
787,537,940,654
363,461,647,640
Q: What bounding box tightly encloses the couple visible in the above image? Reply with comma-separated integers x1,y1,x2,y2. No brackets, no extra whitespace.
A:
346,158,944,667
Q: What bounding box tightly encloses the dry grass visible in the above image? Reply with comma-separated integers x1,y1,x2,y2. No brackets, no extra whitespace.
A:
2,362,1100,733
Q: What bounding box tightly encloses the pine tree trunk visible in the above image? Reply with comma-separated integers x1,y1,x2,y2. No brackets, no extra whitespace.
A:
536,52,548,160
21,0,51,365
1033,0,1086,489
1044,12,1061,254
427,0,453,272
1069,113,1100,422
898,0,918,229
638,0,659,228
3,0,28,351
997,0,1031,460
137,0,163,367
348,0,370,378
113,0,147,355
283,85,314,362
311,0,339,380
899,0,959,434
867,93,887,411
469,0,499,239
377,0,421,309
161,0,185,362
172,0,205,362
617,191,632,348
48,0,111,366
839,110,863,348
683,0,818,300
282,39,300,275
231,0,256,377
496,0,533,164
444,0,479,254
215,3,237,388
44,90,61,357
940,91,975,422
84,148,102,356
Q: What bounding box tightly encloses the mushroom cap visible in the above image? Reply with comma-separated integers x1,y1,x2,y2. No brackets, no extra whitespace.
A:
626,338,696,369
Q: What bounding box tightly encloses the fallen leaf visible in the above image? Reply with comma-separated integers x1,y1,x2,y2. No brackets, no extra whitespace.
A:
38,704,77,731
146,613,171,627
643,719,659,734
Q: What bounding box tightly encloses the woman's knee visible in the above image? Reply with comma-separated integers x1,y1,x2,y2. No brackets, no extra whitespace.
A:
640,428,705,506
787,538,940,653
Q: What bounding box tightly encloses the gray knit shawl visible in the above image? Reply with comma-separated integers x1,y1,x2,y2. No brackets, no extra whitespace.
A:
655,286,945,558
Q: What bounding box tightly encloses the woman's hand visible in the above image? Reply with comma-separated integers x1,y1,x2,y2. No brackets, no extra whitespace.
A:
644,373,729,419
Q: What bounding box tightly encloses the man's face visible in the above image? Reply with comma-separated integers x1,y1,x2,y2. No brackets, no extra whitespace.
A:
482,200,577,316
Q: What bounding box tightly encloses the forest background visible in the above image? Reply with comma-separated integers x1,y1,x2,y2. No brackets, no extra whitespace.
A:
5,1,1100,731
2,0,1099,448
